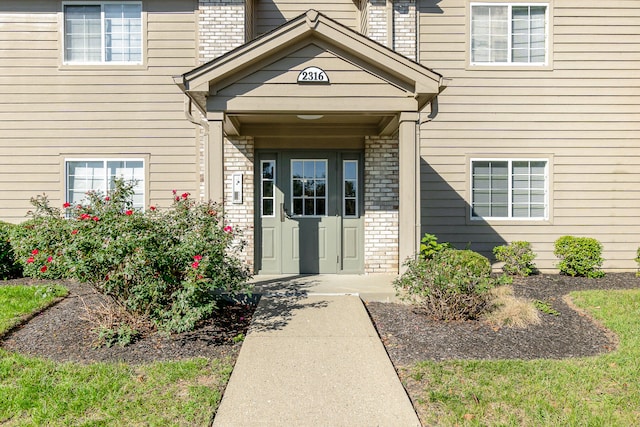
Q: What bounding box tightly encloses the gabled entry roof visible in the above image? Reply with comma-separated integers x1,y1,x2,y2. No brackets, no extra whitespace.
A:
175,9,445,136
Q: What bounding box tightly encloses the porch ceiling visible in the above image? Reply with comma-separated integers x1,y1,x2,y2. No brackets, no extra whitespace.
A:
224,113,398,137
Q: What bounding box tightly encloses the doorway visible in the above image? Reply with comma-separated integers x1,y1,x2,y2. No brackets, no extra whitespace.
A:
256,150,364,274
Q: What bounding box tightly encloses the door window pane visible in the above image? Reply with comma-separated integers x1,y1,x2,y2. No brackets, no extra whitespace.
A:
261,160,275,217
343,160,358,217
291,159,327,217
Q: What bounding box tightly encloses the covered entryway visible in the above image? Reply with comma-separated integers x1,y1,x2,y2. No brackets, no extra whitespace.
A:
174,10,445,274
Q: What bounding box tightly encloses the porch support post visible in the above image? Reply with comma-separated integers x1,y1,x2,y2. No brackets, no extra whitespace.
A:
206,111,225,204
398,111,420,268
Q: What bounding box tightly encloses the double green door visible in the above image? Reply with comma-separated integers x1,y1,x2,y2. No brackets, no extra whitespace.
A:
257,151,363,274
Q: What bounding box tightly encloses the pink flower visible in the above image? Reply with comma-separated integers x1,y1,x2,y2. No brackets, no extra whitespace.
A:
223,225,233,233
92,216,99,222
46,256,53,263
181,192,189,199
191,261,200,269
40,265,47,273
80,213,91,220
71,229,78,235
149,206,156,211
63,202,71,208
175,196,180,202
172,189,177,195
125,210,133,216
32,249,39,255
76,204,82,209
105,196,110,201
26,257,34,264
193,255,203,261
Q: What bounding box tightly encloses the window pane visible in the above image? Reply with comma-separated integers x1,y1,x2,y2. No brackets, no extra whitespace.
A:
293,199,303,215
345,199,356,216
304,199,314,216
262,162,274,179
292,161,303,178
293,180,303,197
316,199,326,216
345,181,356,198
316,181,326,197
304,180,315,197
263,199,274,217
64,5,101,62
344,161,357,180
263,181,273,198
105,3,142,62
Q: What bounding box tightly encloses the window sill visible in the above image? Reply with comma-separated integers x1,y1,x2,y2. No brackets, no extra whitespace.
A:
59,63,147,71
466,63,554,72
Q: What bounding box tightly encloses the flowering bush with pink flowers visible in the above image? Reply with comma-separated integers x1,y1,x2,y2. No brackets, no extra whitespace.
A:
10,180,252,333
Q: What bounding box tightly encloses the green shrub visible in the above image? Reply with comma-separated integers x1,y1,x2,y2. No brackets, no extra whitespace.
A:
419,233,453,260
9,180,252,333
394,248,497,320
554,236,605,278
493,241,537,277
0,221,21,279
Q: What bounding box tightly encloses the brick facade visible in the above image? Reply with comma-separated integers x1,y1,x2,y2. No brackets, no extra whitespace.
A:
392,0,416,61
223,137,255,269
364,136,400,273
198,0,246,63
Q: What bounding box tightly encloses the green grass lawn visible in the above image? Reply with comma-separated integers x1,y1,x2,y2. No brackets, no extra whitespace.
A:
404,289,640,426
0,285,234,426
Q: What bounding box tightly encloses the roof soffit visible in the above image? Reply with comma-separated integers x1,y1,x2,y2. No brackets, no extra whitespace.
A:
177,10,443,111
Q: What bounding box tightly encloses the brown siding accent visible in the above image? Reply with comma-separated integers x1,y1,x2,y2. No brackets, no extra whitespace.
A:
0,0,199,222
419,0,640,272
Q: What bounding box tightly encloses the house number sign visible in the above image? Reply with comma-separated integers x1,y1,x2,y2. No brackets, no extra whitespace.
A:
297,66,330,84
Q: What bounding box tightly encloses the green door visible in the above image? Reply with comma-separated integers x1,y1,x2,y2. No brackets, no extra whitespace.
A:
256,150,363,274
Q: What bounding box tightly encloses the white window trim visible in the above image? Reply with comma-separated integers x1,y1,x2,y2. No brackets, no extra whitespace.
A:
290,159,328,218
343,160,359,218
62,1,143,65
65,157,146,209
260,160,276,218
470,158,549,220
469,2,549,67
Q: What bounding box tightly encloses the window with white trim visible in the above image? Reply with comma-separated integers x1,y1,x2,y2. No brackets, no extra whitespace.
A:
471,3,548,65
63,2,142,64
471,159,547,219
66,159,144,209
291,159,327,217
261,160,276,217
343,160,358,217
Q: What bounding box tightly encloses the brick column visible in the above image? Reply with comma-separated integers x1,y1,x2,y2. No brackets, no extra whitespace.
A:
364,136,399,273
224,136,255,269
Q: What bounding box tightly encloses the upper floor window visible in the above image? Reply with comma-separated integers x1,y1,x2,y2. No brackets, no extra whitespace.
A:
64,2,142,64
471,159,548,220
471,3,547,65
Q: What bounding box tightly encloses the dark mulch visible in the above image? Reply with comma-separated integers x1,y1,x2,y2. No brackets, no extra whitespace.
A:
1,279,256,365
2,273,639,366
366,272,640,366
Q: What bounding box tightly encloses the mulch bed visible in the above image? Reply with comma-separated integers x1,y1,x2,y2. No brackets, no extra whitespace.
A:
2,273,639,366
366,273,640,366
1,279,255,365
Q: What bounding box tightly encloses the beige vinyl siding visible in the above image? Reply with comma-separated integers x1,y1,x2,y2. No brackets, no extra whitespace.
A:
0,0,198,223
255,0,358,36
419,0,640,271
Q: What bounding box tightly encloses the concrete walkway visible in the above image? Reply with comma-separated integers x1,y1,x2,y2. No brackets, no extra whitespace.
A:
212,275,420,426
